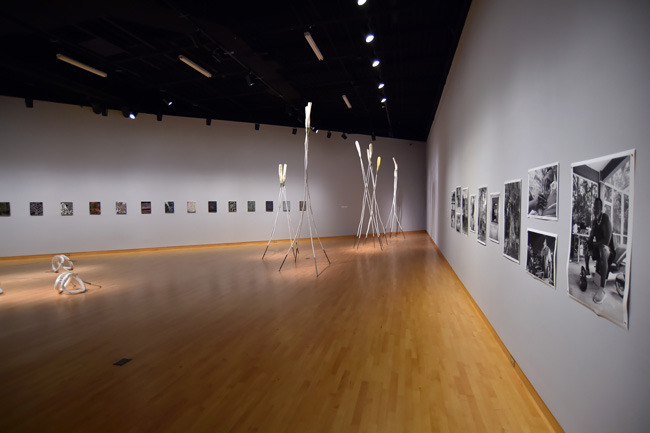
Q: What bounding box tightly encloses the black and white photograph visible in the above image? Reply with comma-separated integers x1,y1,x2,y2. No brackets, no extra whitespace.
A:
116,201,127,215
455,186,461,232
503,179,521,263
248,201,255,212
282,200,290,212
527,162,558,220
228,201,237,212
451,190,456,229
526,229,557,289
461,188,469,235
165,201,174,214
266,201,273,212
567,150,634,329
208,201,217,213
469,194,476,233
61,201,73,216
0,202,10,217
299,200,306,211
477,187,487,245
30,202,43,216
489,192,499,244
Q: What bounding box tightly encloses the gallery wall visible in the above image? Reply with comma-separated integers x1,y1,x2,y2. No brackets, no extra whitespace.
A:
426,1,650,432
0,96,426,257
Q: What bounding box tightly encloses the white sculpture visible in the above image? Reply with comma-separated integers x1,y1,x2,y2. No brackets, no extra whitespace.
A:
262,163,298,260
354,141,387,249
51,254,74,272
54,272,87,295
279,102,330,276
386,157,406,238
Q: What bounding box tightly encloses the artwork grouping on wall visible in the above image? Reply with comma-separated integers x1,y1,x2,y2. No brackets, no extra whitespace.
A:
503,180,521,263
30,202,43,216
89,202,101,215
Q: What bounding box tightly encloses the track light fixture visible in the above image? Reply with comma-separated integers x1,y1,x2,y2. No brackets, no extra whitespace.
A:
378,83,385,89
372,59,380,67
366,34,374,43
292,128,297,135
245,73,255,86
178,55,212,78
341,133,348,140
92,103,103,115
381,97,387,103
327,131,332,138
372,133,376,141
206,118,212,126
255,123,260,130
358,0,367,5
157,114,163,122
304,32,324,61
342,95,352,109
163,98,173,106
121,107,137,119
56,54,107,78
25,98,33,108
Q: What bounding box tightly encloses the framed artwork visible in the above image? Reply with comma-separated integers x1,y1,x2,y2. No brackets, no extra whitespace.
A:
456,186,461,232
89,202,101,215
489,192,500,243
266,201,273,212
116,201,127,215
477,187,487,245
282,200,290,212
30,202,44,216
187,201,196,213
0,202,10,217
526,229,557,289
208,201,217,213
469,194,476,233
61,202,73,216
141,201,151,214
567,150,634,329
451,190,456,229
461,188,468,235
299,200,306,211
528,162,559,220
228,201,237,212
504,179,522,263
248,201,255,212
165,201,174,214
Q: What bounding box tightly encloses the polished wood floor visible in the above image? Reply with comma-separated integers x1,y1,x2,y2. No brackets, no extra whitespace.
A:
0,233,553,432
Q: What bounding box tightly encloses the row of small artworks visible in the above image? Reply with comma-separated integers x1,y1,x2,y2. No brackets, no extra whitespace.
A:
0,201,307,217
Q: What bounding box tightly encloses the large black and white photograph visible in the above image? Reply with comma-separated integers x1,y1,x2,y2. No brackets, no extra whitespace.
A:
567,150,634,329
455,186,461,232
489,192,499,244
526,229,557,289
477,187,487,245
450,190,456,229
504,179,521,263
527,162,559,220
469,194,476,234
461,187,468,235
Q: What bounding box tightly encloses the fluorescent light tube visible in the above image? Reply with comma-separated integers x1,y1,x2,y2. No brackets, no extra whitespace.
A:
304,32,324,61
56,54,107,78
342,95,352,109
178,55,212,78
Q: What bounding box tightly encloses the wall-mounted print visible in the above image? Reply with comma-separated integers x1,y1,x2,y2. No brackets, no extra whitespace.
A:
187,201,196,213
469,194,476,233
141,201,151,214
451,190,456,229
0,202,10,217
165,201,174,214
248,201,255,212
526,229,557,289
266,201,273,212
282,200,290,212
504,180,522,263
89,202,101,215
208,201,217,213
30,202,43,216
228,201,237,212
61,202,73,216
477,187,487,245
489,193,500,243
299,200,306,212
455,186,462,232
528,162,559,220
116,201,127,215
461,188,469,235
568,150,634,329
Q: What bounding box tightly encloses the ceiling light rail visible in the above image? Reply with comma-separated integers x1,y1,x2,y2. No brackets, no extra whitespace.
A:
56,54,107,78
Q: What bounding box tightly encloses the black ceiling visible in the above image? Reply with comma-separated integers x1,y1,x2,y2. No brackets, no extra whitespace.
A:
0,0,470,141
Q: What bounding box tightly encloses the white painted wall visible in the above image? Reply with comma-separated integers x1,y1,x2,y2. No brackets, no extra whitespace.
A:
0,96,425,257
427,1,650,432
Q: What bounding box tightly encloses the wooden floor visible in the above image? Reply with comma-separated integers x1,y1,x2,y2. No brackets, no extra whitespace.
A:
0,232,553,433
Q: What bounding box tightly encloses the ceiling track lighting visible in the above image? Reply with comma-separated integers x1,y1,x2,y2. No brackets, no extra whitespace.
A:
378,82,385,89
206,118,212,126
24,98,33,108
372,59,380,67
178,55,212,78
358,0,367,5
327,131,332,138
56,54,107,78
304,32,324,61
365,34,374,43
292,128,297,135
342,95,352,109
255,123,260,130
157,114,163,122
381,97,387,103
372,133,376,141
121,107,137,119
245,73,255,86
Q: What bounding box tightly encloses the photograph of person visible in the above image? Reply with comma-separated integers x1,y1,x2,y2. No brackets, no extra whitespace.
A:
456,186,461,232
461,188,469,235
567,150,634,329
477,187,488,245
469,194,476,233
451,190,456,229
504,180,521,263
489,192,499,243
526,229,557,288
528,162,559,220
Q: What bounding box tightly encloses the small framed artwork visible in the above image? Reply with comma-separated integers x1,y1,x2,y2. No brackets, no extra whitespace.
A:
299,200,306,211
489,192,500,243
165,201,175,214
61,202,73,216
469,194,476,233
526,229,557,289
0,202,10,217
248,201,255,212
282,200,290,212
187,201,196,213
30,202,44,216
116,201,127,215
208,201,217,213
89,202,101,215
228,201,237,212
141,201,151,214
266,201,273,212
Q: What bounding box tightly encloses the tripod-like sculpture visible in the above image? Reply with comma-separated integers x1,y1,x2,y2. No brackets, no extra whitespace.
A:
353,141,387,249
279,102,330,276
386,157,405,238
262,163,298,259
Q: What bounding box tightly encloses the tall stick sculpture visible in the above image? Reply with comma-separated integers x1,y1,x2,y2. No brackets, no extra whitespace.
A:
353,141,386,249
365,152,389,244
279,102,330,276
262,163,298,259
386,157,406,238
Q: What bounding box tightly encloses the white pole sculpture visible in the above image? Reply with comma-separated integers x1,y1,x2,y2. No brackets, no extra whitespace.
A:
353,141,372,249
361,145,386,249
54,272,87,294
280,102,330,276
262,163,298,259
51,254,74,272
386,157,406,238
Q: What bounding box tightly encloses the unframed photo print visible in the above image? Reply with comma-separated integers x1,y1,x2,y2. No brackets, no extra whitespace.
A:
469,194,476,234
503,179,521,263
461,188,469,235
526,229,557,289
477,187,487,245
489,192,499,244
528,162,559,220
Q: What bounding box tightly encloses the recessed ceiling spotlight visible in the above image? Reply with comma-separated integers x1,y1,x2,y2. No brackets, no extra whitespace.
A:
366,34,374,43
381,97,387,103
358,0,367,5
129,112,137,119
372,59,380,67
378,83,385,89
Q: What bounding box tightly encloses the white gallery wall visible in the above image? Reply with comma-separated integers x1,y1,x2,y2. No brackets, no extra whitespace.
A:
427,1,649,432
0,96,425,257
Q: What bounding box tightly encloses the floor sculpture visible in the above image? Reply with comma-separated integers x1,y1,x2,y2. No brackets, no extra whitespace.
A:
386,157,406,238
262,163,298,260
